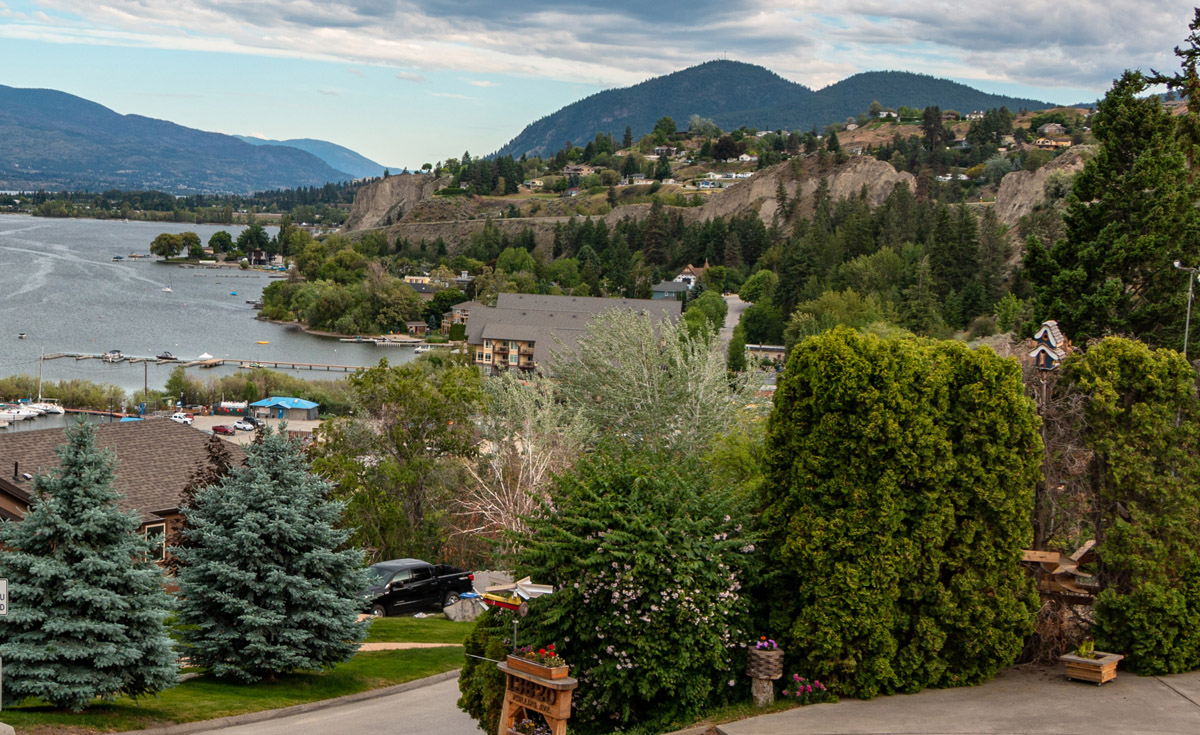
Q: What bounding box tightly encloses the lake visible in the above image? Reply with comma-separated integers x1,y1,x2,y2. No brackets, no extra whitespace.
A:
0,215,415,397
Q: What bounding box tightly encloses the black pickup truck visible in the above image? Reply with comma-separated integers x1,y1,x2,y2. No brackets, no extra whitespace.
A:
363,558,475,617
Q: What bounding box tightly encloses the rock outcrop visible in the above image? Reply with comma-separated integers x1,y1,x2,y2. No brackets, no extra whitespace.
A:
344,173,444,231
993,146,1093,229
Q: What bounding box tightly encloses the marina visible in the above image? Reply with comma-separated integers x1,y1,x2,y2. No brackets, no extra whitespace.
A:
42,352,367,373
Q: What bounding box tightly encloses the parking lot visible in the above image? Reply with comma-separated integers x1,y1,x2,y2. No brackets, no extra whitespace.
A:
184,414,323,446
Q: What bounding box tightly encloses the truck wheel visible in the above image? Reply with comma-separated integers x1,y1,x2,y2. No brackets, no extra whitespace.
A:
442,592,461,608
371,604,386,618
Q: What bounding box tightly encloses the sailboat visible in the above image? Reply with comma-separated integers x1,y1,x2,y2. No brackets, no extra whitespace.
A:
28,349,66,414
162,271,173,293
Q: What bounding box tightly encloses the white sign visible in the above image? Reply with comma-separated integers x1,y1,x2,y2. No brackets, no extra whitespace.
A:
0,578,7,616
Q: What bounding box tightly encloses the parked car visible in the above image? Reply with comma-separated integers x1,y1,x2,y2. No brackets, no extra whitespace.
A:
233,419,258,431
170,412,194,425
362,559,474,617
212,424,236,436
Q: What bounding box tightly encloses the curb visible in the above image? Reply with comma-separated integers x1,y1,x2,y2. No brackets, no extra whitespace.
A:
107,669,462,735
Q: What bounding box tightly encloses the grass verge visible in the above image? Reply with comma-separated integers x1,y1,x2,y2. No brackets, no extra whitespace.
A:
363,615,474,644
5,636,468,734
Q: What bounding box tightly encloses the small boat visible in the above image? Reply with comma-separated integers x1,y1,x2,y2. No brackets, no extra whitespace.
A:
231,291,238,296
414,345,431,354
161,287,173,293
256,340,269,345
157,352,178,361
17,332,25,339
27,399,64,415
111,255,124,262
101,349,124,363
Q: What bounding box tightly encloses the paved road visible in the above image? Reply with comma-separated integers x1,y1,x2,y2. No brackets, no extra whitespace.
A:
719,665,1200,735
185,677,482,735
721,293,749,349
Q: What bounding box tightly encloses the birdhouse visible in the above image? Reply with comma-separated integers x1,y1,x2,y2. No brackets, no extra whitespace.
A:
1029,320,1070,370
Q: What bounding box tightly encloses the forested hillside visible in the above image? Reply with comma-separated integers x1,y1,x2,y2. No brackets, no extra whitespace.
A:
497,60,1053,158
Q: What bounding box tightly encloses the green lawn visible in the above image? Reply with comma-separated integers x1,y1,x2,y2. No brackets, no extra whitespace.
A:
363,615,474,644
3,617,475,735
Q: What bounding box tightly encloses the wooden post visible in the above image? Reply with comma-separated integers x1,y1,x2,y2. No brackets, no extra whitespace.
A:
497,661,577,735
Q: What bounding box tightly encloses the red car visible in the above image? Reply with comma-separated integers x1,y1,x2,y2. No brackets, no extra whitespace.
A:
212,425,236,436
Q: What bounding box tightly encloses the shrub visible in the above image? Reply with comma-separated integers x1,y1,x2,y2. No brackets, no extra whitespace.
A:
761,328,1041,698
512,447,754,734
458,607,510,734
967,315,999,339
1069,338,1200,673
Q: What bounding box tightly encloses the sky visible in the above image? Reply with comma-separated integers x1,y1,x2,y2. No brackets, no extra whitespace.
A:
0,1,1195,168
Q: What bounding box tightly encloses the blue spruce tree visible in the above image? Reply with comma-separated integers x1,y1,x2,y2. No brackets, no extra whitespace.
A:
0,421,177,710
177,426,367,681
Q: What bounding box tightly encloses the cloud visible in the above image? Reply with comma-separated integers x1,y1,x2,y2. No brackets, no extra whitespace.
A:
317,88,339,96
428,91,476,100
347,68,366,77
463,79,499,87
12,0,1199,97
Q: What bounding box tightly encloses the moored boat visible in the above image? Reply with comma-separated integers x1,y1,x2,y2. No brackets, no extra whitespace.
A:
101,349,124,363
157,352,178,361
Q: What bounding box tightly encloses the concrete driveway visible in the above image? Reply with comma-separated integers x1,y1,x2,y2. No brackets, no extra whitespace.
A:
718,665,1200,735
722,293,749,348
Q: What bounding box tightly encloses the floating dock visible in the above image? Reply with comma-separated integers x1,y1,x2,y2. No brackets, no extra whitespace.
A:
43,352,363,373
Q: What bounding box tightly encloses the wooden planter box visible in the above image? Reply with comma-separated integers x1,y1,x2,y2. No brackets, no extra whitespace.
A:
506,654,569,680
1060,651,1123,685
747,648,784,680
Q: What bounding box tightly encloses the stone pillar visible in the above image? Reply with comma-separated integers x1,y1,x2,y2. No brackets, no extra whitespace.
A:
746,648,784,707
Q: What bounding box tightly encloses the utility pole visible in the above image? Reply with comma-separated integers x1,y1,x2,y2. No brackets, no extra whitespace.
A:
1174,261,1200,357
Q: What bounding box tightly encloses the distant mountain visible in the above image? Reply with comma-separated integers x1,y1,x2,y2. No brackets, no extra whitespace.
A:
496,61,1057,158
235,136,397,180
0,85,354,194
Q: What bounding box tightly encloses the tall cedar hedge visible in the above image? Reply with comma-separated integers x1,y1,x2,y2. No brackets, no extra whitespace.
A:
761,328,1041,698
1071,338,1200,674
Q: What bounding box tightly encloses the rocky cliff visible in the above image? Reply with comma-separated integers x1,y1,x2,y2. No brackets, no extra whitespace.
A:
344,173,444,231
993,146,1093,229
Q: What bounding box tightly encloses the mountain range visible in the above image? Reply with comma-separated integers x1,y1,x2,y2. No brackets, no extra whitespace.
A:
0,85,361,194
496,60,1057,158
234,136,394,180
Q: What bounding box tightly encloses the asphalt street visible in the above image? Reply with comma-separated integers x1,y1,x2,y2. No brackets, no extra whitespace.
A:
183,678,483,735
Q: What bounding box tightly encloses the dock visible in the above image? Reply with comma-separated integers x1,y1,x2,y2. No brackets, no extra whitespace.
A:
42,352,363,373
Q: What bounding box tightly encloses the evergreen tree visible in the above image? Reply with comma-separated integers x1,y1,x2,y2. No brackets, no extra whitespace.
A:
653,154,672,181
727,325,747,373
1025,71,1200,347
177,427,368,682
622,126,633,149
0,421,177,710
167,432,238,574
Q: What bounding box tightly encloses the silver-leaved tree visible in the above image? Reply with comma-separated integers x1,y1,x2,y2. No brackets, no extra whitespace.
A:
176,426,368,682
0,420,177,710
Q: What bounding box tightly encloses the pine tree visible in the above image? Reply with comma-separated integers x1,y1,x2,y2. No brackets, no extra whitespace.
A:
0,421,177,710
177,427,368,682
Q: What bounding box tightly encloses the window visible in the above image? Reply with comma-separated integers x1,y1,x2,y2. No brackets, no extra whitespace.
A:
409,566,432,582
144,523,166,562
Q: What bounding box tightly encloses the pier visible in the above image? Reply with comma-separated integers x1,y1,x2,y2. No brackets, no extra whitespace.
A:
43,352,363,373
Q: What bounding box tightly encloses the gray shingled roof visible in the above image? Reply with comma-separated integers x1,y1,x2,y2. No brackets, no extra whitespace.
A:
0,419,246,523
466,294,682,373
652,281,690,293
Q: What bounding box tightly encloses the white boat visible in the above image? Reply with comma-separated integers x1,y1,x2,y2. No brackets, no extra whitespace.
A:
1,406,39,420
101,350,124,363
27,400,64,415
414,345,431,354
161,286,173,293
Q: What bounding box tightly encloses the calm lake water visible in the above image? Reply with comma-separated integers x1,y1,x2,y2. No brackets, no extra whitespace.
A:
0,215,415,398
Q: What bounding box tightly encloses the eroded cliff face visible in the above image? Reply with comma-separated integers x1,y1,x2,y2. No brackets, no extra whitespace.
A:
993,146,1093,229
702,155,916,223
344,173,444,231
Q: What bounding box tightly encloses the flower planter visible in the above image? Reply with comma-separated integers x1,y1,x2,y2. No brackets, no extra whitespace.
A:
506,654,570,680
747,648,784,680
1060,651,1123,685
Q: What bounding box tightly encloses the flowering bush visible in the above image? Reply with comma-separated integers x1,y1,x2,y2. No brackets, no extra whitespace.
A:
782,674,834,705
514,447,756,734
513,716,552,735
754,636,778,650
514,644,566,667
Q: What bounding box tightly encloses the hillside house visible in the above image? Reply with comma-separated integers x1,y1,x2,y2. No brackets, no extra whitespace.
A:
406,321,429,337
674,261,709,288
1037,122,1067,136
738,154,759,162
0,420,247,562
651,281,690,300
562,164,595,177
1035,138,1072,150
967,110,986,121
523,179,544,189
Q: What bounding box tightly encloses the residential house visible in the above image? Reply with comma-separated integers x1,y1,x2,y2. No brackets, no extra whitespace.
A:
408,281,437,301
653,146,678,157
249,396,320,421
461,293,682,376
879,110,898,119
621,173,647,186
0,419,247,561
523,180,544,189
441,300,485,335
1037,122,1067,136
406,321,429,337
651,281,690,300
844,123,858,132
562,164,595,177
738,154,759,163
404,275,431,285
967,110,986,121
697,180,723,189
1035,137,1072,150
674,261,709,288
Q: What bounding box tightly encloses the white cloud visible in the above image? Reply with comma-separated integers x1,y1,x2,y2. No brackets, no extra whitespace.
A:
463,79,499,87
428,91,475,100
13,0,1200,96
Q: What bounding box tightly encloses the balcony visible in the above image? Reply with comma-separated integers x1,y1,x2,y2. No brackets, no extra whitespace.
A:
518,346,534,356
